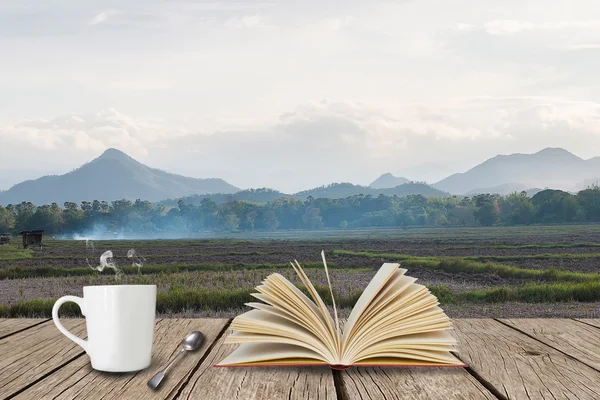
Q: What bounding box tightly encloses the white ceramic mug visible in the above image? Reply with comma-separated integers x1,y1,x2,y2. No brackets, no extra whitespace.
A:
52,285,157,372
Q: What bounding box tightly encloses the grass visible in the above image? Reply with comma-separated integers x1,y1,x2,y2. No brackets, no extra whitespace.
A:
0,283,352,317
431,281,600,304
330,249,600,283
446,242,600,250
0,261,341,280
0,243,33,261
465,253,600,261
7,247,588,283
36,224,600,242
10,251,281,261
3,280,600,317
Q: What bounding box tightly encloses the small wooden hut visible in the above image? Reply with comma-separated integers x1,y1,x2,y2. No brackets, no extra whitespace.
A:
0,233,10,245
19,230,44,249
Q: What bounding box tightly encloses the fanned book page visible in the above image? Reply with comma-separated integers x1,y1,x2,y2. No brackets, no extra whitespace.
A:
216,251,467,369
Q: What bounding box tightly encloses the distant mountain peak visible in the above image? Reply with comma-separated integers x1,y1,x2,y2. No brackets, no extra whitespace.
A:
434,147,589,194
98,148,130,160
534,147,579,158
370,173,410,189
0,149,239,205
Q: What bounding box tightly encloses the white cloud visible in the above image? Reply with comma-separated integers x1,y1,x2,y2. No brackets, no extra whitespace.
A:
0,109,185,158
559,43,600,50
110,80,173,91
4,0,600,190
89,10,116,26
3,98,600,191
224,15,273,30
320,16,356,31
454,23,475,32
483,19,600,35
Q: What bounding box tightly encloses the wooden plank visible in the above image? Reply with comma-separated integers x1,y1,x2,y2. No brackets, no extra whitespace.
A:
174,331,337,400
0,319,86,400
0,318,49,339
500,318,600,371
13,318,229,400
339,366,497,400
574,319,600,329
453,319,600,400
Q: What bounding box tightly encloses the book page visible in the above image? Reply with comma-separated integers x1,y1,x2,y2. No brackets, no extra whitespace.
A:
226,331,335,361
291,259,340,356
256,273,338,352
321,251,341,338
347,285,436,349
349,272,416,338
227,309,337,362
216,343,327,366
350,329,460,365
344,305,452,363
341,263,399,349
340,264,458,365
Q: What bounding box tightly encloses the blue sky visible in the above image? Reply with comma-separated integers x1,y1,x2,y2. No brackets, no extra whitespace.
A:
1,0,600,192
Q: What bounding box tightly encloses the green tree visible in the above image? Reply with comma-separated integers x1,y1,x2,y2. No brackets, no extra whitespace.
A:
500,192,535,225
0,205,15,232
263,210,279,231
223,213,240,231
29,204,62,233
63,202,84,231
532,189,580,223
302,207,323,229
14,202,36,231
577,186,600,221
246,210,258,231
473,194,499,226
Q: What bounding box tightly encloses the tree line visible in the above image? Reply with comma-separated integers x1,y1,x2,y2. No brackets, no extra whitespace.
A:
1,187,600,236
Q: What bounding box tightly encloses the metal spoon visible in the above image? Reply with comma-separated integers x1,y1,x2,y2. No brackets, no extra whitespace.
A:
147,331,205,390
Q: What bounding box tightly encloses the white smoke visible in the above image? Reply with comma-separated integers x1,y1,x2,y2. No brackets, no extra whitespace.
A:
85,240,123,279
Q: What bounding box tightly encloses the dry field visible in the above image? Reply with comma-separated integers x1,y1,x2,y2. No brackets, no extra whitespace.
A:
1,225,600,318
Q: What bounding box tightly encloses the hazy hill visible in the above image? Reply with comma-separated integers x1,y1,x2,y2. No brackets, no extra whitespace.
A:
162,188,287,206
466,183,543,197
369,173,410,189
434,148,600,194
166,183,448,206
295,182,448,200
0,148,239,205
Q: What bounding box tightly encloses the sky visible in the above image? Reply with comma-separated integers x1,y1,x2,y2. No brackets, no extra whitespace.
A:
1,0,600,192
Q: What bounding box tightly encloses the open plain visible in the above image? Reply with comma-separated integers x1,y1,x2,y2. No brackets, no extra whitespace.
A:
1,225,600,318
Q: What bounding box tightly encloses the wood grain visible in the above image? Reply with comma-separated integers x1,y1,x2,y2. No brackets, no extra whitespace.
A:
0,319,86,400
0,318,49,339
575,319,600,329
453,319,600,400
14,318,229,400
339,366,496,400
500,318,600,371
174,331,337,400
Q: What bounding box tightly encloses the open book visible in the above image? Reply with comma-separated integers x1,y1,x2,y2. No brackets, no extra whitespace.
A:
216,251,466,369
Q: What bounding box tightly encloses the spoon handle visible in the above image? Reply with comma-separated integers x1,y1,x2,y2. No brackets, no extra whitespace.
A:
147,348,186,390
163,348,186,374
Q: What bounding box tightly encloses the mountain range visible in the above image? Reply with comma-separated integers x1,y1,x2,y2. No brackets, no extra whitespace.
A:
0,149,239,205
432,148,600,194
162,182,449,206
371,148,600,195
1,147,599,206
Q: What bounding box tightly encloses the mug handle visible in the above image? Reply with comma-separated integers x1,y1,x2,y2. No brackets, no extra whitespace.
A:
52,296,89,353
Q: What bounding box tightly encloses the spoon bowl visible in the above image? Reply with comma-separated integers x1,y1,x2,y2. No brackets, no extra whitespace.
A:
182,331,204,351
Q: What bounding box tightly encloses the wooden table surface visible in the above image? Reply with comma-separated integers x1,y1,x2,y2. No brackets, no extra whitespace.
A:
1,318,600,400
